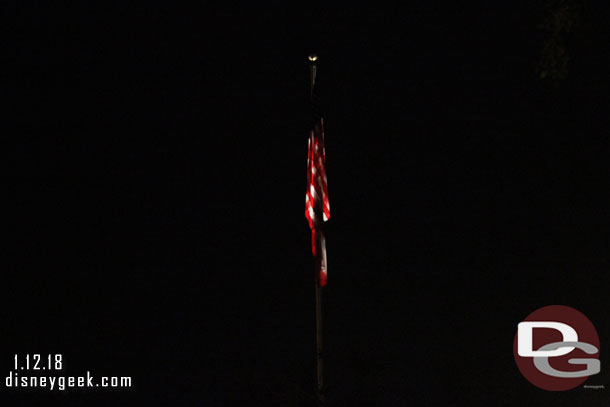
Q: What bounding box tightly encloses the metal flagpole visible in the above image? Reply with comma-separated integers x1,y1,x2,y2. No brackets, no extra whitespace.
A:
308,53,324,406
315,274,324,404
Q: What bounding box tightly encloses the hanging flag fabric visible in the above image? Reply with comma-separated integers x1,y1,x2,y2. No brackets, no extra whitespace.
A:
305,119,330,287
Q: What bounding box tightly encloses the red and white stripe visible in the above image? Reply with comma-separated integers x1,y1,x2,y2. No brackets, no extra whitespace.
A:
305,119,330,228
305,119,330,286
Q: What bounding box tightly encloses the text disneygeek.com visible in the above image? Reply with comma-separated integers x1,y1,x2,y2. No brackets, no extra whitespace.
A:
5,354,132,392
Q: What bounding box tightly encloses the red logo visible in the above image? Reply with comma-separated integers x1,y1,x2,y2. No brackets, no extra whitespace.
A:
513,305,600,391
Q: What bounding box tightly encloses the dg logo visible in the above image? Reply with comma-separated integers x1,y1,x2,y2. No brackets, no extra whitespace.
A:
513,305,600,391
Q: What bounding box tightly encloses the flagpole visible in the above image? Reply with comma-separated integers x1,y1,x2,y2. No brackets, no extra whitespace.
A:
315,277,323,404
308,53,324,406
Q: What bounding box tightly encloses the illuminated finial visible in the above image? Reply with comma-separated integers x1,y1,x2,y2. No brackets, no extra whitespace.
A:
308,54,318,62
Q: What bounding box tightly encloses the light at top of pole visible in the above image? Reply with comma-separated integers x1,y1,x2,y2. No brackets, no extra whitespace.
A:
308,54,318,62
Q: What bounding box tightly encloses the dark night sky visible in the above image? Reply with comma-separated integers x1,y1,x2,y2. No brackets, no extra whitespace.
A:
7,2,610,405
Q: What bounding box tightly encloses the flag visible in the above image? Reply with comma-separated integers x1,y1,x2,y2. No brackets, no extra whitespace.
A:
305,118,330,286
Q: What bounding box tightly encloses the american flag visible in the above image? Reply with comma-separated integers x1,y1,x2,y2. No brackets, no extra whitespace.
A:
305,118,330,287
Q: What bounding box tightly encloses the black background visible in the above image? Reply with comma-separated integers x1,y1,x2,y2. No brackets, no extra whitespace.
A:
7,1,610,405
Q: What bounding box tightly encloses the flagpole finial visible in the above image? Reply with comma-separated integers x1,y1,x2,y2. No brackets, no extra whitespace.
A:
308,54,318,100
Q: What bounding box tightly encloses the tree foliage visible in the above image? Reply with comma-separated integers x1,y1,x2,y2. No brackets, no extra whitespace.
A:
537,0,582,86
